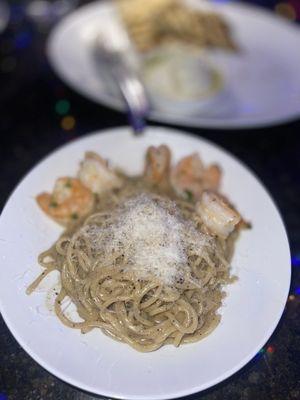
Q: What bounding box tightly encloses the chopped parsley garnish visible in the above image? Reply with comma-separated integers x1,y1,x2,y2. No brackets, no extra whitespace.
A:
185,190,194,202
65,180,72,188
71,213,78,220
49,201,58,208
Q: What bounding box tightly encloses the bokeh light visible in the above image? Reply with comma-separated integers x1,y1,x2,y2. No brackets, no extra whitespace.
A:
267,345,275,354
291,255,300,267
275,2,296,20
55,99,70,115
15,31,32,50
61,115,76,131
294,287,300,295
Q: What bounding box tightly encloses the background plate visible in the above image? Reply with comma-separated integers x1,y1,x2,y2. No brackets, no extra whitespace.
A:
47,0,300,129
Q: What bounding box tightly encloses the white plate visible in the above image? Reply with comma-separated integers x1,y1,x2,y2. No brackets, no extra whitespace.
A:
0,127,290,399
47,0,300,129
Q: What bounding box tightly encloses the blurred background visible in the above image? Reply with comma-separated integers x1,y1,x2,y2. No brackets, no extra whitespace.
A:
0,0,300,399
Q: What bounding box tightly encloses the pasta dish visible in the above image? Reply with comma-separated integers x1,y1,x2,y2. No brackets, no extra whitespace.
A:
27,146,248,352
116,0,237,52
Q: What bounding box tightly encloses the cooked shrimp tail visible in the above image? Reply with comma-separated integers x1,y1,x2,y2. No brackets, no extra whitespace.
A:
36,177,95,226
196,191,241,239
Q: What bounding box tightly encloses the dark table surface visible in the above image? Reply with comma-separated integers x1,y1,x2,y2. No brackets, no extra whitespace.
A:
0,1,300,399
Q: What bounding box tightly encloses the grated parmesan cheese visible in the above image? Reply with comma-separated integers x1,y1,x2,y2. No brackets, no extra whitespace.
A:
80,193,211,286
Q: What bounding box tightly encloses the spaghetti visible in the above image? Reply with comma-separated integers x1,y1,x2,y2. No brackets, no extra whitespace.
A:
28,177,236,352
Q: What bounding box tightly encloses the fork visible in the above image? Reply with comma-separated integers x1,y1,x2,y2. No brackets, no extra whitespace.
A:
96,35,149,135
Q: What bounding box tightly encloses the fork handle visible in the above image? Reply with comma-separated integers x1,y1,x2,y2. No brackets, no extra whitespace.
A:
113,64,149,135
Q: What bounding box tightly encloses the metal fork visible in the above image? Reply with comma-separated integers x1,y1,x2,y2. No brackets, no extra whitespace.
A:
96,36,149,135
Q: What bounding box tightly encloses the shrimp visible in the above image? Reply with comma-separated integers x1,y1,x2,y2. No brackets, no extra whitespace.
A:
196,191,241,239
36,177,95,226
78,152,123,195
144,145,171,186
203,165,222,191
171,153,221,200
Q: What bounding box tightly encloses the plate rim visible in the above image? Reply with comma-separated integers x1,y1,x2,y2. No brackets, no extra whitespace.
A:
0,126,291,399
46,0,300,130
